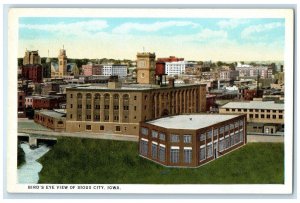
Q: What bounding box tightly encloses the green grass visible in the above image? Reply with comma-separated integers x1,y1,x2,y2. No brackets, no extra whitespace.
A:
38,137,284,184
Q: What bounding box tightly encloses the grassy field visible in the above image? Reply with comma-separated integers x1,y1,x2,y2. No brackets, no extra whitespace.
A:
38,137,284,184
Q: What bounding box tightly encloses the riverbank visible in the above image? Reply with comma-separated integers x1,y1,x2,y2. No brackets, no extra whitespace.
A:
38,137,284,184
17,144,25,168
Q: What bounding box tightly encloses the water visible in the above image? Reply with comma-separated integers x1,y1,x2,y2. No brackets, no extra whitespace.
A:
18,143,51,184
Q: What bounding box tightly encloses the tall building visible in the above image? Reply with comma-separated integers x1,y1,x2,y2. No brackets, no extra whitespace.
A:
136,52,156,84
58,48,67,77
82,63,103,76
23,50,41,65
21,64,43,83
65,79,207,136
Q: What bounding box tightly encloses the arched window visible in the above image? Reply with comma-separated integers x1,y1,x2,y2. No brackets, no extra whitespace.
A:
77,93,82,99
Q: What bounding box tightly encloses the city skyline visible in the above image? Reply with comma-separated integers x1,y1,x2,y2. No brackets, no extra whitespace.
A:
18,17,285,61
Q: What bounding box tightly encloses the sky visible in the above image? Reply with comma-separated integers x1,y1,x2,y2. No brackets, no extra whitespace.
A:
18,17,285,61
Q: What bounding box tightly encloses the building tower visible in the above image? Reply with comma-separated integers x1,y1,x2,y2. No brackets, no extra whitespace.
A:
23,50,41,65
136,52,156,84
58,47,67,77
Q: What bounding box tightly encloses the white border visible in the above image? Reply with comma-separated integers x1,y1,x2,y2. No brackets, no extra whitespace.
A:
6,8,294,194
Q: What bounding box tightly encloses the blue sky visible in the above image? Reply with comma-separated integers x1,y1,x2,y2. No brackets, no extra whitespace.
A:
18,17,285,61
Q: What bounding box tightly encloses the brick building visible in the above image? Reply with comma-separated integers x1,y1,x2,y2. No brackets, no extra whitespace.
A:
32,96,60,110
139,114,246,167
82,63,102,76
21,64,43,83
34,109,66,131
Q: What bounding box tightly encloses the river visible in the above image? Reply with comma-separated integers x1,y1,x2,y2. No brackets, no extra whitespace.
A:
18,143,51,184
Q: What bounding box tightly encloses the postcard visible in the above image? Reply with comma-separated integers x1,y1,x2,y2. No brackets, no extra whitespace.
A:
6,7,294,195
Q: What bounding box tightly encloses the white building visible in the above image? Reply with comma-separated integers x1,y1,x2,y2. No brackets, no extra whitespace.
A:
165,61,186,76
25,96,33,108
103,65,128,77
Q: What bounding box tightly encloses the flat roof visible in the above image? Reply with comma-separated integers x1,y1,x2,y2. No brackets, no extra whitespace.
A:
220,101,284,110
36,110,66,119
67,83,202,91
146,114,239,130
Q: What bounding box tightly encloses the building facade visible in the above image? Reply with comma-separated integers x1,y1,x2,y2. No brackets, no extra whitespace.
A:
165,61,187,76
82,63,102,76
102,65,127,77
219,101,284,134
136,52,156,84
34,109,66,131
139,114,247,167
21,64,43,83
23,50,41,65
219,70,239,81
65,82,207,136
32,96,60,110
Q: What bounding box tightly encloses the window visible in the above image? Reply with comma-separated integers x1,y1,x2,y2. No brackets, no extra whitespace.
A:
279,110,283,113
184,148,192,163
230,124,234,130
86,104,91,109
240,120,244,126
70,104,73,108
255,114,259,118
207,131,212,139
272,110,276,113
273,115,276,119
152,130,158,138
225,137,230,149
141,127,149,136
100,125,104,130
70,114,72,119
95,105,100,109
94,115,100,120
200,133,206,141
140,140,148,156
235,121,239,128
114,105,119,110
226,108,229,112
134,96,137,100
170,134,180,142
279,115,283,119
261,114,265,118
243,109,247,112
214,129,218,137
116,126,121,131
134,106,137,111
159,133,165,141
207,144,213,158
78,104,82,108
123,106,129,110
225,125,229,132
183,135,192,143
104,105,109,109
261,110,265,113
219,139,224,152
255,109,259,112
267,114,270,118
200,146,206,161
232,109,236,112
86,125,91,130
170,148,180,163
70,94,73,98
249,114,253,118
159,146,165,162
220,127,224,134
249,109,253,112
86,115,91,120
152,143,158,159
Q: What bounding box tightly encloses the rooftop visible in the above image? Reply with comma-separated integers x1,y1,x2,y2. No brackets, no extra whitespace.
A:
36,109,66,119
220,101,284,110
146,114,239,130
68,83,202,91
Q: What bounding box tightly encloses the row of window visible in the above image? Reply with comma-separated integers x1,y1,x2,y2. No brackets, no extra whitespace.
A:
85,124,121,132
249,114,283,119
140,140,192,164
70,104,132,110
226,108,283,113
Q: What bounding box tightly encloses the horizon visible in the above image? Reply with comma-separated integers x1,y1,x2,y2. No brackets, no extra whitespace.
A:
18,17,285,61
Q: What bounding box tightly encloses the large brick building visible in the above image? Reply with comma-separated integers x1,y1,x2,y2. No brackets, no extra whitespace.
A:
21,64,43,83
65,81,206,136
139,114,246,167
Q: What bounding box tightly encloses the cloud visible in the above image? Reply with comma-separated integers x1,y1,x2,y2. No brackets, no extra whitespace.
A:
112,21,199,34
19,20,109,34
241,22,284,39
217,19,249,29
196,29,227,40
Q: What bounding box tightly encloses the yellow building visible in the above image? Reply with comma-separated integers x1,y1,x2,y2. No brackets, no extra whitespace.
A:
65,80,206,136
